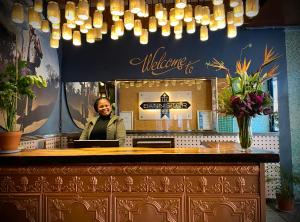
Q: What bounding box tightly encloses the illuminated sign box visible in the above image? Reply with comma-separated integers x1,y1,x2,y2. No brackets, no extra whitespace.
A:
139,91,192,120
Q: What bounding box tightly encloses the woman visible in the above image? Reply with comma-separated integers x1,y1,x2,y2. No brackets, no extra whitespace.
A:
79,98,126,146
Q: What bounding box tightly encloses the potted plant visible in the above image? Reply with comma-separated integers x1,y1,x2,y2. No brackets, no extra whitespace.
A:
267,167,300,211
0,60,47,152
275,169,300,211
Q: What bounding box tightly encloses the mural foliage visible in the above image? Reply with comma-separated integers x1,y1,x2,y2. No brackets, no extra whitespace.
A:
0,1,59,133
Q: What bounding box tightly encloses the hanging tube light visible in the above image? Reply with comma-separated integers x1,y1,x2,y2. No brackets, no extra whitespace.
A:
11,3,24,24
73,30,81,46
246,0,259,18
200,25,208,41
65,1,76,21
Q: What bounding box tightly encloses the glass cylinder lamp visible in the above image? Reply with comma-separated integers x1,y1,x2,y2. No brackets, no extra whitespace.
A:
201,6,210,25
52,28,61,40
65,1,76,21
246,0,259,18
175,33,182,40
130,0,141,14
67,19,76,28
214,3,225,21
174,20,183,34
230,0,239,7
111,25,119,40
134,19,142,36
234,0,244,17
124,10,134,30
84,17,93,29
234,15,244,26
200,25,208,41
186,18,195,34
78,0,89,20
161,21,170,37
34,0,43,13
184,5,193,22
140,29,148,44
87,28,95,43
62,23,72,40
148,16,157,32
47,1,60,24
11,3,24,24
227,11,234,24
93,10,103,28
227,23,237,38
213,0,223,5
73,30,81,46
175,7,184,20
50,37,59,48
96,0,105,11
194,5,203,21
115,19,124,36
95,28,103,40
41,20,50,32
155,3,164,20
175,0,187,9
29,7,41,29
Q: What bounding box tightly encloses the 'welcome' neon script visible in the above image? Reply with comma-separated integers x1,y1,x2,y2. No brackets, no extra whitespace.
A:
129,47,200,76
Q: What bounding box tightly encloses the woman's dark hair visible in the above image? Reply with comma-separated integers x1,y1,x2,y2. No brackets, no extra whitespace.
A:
93,97,111,112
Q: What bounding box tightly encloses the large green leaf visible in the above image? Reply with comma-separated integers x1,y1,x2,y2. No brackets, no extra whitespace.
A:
231,77,242,95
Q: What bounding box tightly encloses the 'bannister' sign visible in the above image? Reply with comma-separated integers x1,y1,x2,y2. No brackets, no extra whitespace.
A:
139,91,192,120
129,47,200,76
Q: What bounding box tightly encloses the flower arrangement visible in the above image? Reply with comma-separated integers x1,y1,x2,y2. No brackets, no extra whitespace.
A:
207,47,280,149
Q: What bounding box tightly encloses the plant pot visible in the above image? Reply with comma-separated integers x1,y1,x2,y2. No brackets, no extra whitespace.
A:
276,193,294,211
0,131,22,152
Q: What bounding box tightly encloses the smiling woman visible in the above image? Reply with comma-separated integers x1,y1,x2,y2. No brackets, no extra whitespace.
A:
79,97,126,146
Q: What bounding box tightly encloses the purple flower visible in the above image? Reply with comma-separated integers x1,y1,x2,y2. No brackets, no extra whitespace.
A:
249,93,264,106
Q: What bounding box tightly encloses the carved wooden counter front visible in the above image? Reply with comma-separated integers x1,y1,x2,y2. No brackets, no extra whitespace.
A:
0,144,279,222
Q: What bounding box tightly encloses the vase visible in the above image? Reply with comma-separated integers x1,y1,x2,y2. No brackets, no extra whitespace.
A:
237,116,253,150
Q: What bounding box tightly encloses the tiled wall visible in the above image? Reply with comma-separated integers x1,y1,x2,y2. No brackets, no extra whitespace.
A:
286,28,300,200
20,133,279,198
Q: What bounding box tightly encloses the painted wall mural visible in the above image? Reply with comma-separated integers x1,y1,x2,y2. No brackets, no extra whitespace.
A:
0,1,59,133
65,82,100,129
64,81,118,129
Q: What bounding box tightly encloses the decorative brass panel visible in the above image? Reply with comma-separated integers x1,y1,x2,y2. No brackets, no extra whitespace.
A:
0,194,40,222
46,194,109,222
0,164,263,222
0,164,260,176
189,196,259,222
115,195,183,222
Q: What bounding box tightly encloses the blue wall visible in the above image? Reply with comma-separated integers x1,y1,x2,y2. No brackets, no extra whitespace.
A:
62,28,286,82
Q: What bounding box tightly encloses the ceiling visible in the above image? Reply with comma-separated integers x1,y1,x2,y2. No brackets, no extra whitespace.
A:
244,0,300,27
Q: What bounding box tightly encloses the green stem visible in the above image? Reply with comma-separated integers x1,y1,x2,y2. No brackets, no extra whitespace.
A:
237,116,253,149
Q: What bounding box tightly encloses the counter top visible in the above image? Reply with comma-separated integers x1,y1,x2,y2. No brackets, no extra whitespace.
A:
0,142,279,166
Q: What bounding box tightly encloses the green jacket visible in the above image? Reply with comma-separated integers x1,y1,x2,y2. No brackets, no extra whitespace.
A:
79,115,126,147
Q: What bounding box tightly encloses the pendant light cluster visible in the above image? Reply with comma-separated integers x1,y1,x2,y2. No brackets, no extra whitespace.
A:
11,0,260,48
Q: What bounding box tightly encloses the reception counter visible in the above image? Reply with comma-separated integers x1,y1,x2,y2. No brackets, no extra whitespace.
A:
0,142,279,222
